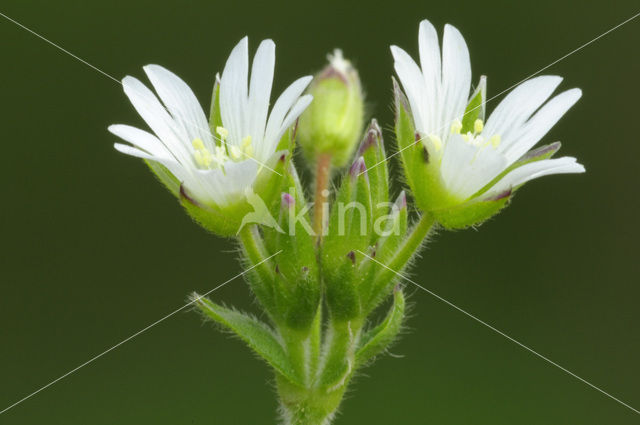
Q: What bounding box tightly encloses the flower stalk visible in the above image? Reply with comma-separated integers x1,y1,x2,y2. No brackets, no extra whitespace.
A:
313,152,332,238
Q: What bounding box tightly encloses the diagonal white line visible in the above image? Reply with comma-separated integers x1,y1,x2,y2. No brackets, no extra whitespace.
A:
0,11,121,83
0,250,281,416
0,10,282,176
356,250,640,415
362,11,640,175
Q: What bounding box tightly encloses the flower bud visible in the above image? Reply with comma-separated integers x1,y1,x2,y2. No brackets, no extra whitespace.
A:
297,49,364,167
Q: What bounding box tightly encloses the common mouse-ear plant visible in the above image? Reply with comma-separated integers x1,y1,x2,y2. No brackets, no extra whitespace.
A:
111,20,584,425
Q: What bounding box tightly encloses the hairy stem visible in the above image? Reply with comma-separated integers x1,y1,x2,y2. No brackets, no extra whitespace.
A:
387,212,435,272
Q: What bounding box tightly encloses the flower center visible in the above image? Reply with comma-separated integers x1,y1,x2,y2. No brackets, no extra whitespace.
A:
451,118,501,149
191,126,254,170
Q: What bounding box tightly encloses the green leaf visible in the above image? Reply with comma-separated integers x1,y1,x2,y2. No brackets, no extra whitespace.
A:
356,289,406,367
192,295,302,386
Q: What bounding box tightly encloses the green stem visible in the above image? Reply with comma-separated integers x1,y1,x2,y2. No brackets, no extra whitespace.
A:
366,212,435,309
313,153,332,240
238,224,274,280
387,212,435,272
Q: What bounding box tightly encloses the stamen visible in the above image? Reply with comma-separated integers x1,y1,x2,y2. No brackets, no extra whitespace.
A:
450,119,462,134
229,145,242,160
428,134,443,151
216,126,229,140
192,138,213,168
474,119,484,134
490,135,501,148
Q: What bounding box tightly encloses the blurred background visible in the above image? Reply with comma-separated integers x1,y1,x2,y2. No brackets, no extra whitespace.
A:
1,0,639,423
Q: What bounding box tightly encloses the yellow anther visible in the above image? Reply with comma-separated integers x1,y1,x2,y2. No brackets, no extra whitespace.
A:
243,144,254,157
192,138,214,168
194,150,212,168
428,134,443,151
242,135,252,147
229,145,242,160
450,119,462,134
474,119,484,134
213,146,227,166
490,135,501,148
461,133,471,142
192,138,206,150
216,126,229,140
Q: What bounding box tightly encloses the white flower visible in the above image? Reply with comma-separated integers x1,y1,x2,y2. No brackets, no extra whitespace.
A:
109,37,312,207
391,20,585,203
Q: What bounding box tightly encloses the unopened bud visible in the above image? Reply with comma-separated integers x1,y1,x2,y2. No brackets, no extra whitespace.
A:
297,49,364,167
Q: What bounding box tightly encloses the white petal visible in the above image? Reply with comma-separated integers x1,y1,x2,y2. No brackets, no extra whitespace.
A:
501,88,582,163
484,76,563,145
220,37,249,146
108,124,172,159
114,142,194,186
484,156,585,198
391,45,427,132
440,134,509,199
197,160,259,205
248,39,275,149
438,24,471,140
264,75,312,151
418,19,441,133
121,76,192,164
143,65,213,148
272,94,313,149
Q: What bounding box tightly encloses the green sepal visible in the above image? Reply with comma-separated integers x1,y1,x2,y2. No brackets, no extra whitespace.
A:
271,193,320,331
324,157,373,258
180,185,249,237
144,159,180,197
323,157,373,320
364,214,434,313
208,74,222,137
460,75,486,134
357,191,408,309
357,119,389,243
433,142,561,229
325,253,360,320
252,149,290,219
393,78,456,212
432,191,511,229
192,294,302,387
374,191,408,265
356,288,405,367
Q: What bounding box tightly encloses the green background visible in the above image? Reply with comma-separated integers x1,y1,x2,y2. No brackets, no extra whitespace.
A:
1,0,639,423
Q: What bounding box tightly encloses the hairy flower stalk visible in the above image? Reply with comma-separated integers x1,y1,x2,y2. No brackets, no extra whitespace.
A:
111,21,585,425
